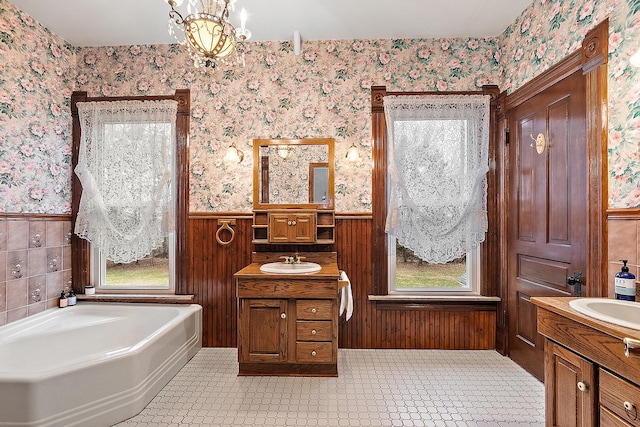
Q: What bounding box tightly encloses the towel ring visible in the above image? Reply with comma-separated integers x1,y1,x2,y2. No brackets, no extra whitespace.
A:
216,219,236,246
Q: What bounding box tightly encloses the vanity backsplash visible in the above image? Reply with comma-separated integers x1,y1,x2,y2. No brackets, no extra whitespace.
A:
608,214,640,299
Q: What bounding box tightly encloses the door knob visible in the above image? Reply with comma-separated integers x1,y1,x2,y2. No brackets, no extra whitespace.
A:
567,271,583,297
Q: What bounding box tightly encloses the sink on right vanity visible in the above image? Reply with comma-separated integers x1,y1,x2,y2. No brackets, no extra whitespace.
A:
532,296,640,426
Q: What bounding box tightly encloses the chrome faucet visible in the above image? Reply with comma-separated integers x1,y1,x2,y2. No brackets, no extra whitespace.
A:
279,253,306,264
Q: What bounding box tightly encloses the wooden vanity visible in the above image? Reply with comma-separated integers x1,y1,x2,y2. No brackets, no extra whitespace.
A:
235,252,342,376
533,297,640,426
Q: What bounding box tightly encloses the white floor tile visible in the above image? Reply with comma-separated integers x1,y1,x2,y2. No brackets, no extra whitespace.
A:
114,348,544,427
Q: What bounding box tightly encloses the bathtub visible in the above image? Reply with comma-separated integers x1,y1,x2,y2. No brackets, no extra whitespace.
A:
0,302,202,427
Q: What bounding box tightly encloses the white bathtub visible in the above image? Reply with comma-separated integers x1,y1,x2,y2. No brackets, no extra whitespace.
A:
0,302,202,427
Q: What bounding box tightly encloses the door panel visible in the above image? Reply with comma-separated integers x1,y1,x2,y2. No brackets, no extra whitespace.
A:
508,69,587,381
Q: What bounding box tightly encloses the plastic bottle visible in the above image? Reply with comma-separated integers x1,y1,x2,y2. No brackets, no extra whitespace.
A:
615,260,636,301
59,290,68,308
67,289,77,306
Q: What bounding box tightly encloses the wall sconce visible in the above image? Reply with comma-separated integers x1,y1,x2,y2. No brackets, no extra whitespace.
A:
631,48,640,67
277,145,293,159
345,143,361,162
224,142,244,164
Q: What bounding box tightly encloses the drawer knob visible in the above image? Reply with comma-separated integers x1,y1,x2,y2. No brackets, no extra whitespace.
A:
281,313,286,319
577,381,588,392
624,401,638,420
311,350,317,357
311,308,317,314
311,329,317,335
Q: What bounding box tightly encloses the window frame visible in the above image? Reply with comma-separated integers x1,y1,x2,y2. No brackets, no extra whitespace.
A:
370,86,499,298
71,90,190,295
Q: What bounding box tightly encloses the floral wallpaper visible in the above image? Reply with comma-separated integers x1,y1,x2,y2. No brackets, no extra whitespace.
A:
500,0,640,207
1,0,639,213
72,37,501,213
0,0,76,213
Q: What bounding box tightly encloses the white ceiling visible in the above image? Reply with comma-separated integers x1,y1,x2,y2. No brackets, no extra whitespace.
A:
8,0,532,47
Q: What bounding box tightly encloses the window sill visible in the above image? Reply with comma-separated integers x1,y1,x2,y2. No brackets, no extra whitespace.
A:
77,294,195,304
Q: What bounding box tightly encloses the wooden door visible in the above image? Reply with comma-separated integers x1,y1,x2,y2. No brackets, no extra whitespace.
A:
507,69,588,380
544,340,596,426
238,298,288,363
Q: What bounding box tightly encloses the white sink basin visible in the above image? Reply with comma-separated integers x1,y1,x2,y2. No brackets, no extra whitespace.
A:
259,262,322,274
569,298,640,330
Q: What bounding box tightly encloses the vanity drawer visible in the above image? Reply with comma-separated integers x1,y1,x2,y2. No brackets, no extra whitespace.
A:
297,321,332,341
601,406,634,427
296,341,333,363
297,300,333,320
600,368,640,426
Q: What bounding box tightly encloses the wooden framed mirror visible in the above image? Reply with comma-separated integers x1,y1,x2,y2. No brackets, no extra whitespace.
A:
253,138,335,210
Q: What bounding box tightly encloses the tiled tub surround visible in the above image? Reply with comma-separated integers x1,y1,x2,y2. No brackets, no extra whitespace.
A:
0,218,72,326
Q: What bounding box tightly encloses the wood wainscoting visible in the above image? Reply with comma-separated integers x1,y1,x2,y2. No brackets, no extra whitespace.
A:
189,213,496,349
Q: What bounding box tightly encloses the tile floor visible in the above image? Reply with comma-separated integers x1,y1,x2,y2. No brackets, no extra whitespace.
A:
115,348,545,427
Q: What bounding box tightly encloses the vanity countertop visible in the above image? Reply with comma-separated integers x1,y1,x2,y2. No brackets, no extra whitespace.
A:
234,262,340,279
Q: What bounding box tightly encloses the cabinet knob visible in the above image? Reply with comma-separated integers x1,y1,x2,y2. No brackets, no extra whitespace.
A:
287,221,292,226
311,308,317,314
311,329,317,335
311,350,317,357
624,401,638,420
624,337,640,358
292,220,297,226
281,313,286,319
577,381,588,392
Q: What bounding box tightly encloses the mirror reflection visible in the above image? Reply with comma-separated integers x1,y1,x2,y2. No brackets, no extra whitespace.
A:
253,138,335,209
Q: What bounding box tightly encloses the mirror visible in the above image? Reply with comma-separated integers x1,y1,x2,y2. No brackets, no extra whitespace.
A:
253,138,335,209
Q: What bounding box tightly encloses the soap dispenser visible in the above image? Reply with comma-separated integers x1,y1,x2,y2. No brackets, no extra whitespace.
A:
615,260,636,301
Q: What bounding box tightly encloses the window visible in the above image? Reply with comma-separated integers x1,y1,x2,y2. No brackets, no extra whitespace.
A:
75,99,178,293
91,117,176,292
383,95,490,294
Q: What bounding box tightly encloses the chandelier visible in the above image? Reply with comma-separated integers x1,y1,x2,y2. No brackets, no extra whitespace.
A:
167,0,251,69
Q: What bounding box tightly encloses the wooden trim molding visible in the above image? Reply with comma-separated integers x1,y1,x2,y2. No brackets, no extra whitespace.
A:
607,208,640,220
0,214,72,220
70,90,191,294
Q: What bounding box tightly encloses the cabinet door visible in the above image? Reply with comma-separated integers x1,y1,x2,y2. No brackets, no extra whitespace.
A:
268,214,291,243
238,299,288,363
545,340,596,427
291,213,315,243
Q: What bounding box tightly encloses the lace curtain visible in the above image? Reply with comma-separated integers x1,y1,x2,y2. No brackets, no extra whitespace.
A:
384,95,490,264
75,100,178,263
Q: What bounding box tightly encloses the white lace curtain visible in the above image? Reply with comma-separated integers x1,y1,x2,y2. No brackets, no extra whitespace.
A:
75,100,178,263
384,94,490,264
